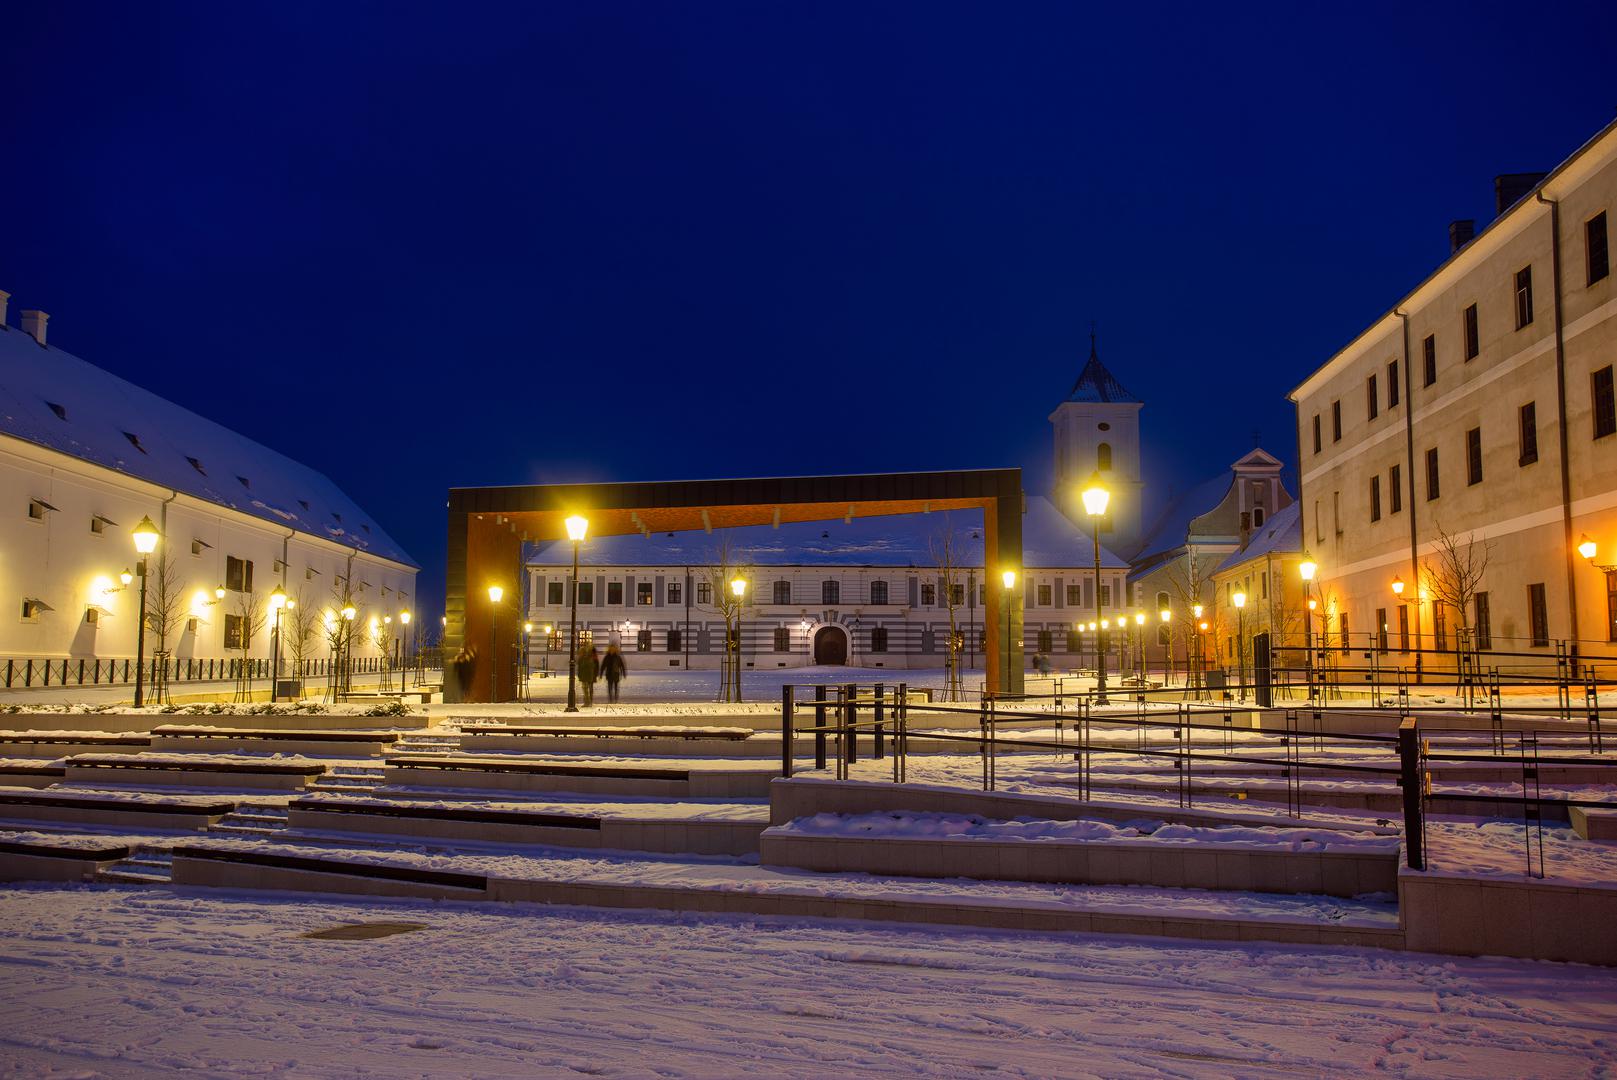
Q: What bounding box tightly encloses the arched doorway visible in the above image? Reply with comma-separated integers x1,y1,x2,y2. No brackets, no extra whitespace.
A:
813,625,848,666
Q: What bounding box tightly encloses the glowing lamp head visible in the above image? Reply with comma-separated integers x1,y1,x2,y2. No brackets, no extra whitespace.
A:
524,622,533,633
544,624,553,634
1232,591,1247,609
1299,556,1317,582
1578,535,1598,561
1001,570,1016,590
1159,609,1170,623
215,585,226,600
1199,621,1209,631
384,615,392,625
119,569,134,587
1100,618,1110,630
1308,598,1318,611
730,577,747,598
1192,604,1204,619
286,600,296,610
487,585,504,604
269,587,287,610
399,611,410,625
564,514,588,542
1079,472,1109,518
1135,612,1145,626
1391,576,1405,596
341,606,356,621
131,515,160,555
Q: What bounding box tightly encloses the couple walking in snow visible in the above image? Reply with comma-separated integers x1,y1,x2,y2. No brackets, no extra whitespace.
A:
577,642,627,705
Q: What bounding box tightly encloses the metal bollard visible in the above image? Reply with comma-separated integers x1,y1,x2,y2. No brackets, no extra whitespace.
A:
781,684,795,778
1398,717,1425,871
874,682,885,760
844,682,858,766
814,684,828,770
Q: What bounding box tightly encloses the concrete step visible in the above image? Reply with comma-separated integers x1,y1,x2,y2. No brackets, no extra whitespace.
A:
208,823,286,837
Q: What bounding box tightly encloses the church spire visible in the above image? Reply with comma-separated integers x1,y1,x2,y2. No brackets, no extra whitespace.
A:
1065,327,1139,404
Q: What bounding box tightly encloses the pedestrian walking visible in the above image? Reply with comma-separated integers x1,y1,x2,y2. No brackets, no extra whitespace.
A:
577,643,599,707
602,644,627,704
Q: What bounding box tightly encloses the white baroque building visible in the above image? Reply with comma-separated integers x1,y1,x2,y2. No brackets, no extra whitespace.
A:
0,295,417,684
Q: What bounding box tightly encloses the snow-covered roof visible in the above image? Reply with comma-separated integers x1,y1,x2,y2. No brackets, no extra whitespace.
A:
1133,471,1233,563
0,323,416,567
527,495,1129,570
1215,501,1302,572
1063,339,1139,404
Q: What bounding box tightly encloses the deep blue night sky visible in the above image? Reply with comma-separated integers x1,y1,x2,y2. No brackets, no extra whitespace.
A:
4,2,1615,617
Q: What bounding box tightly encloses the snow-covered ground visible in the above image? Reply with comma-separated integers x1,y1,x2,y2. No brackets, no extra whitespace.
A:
0,885,1614,1078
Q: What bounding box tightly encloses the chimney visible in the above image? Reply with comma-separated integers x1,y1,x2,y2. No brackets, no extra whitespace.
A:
1495,172,1547,216
1449,219,1476,253
0,290,8,327
20,309,48,347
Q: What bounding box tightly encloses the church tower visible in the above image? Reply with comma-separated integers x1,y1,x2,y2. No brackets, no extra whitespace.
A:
1049,333,1145,556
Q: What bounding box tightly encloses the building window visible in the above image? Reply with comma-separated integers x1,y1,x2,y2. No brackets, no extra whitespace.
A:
920,583,935,606
637,629,652,652
1339,613,1350,654
547,581,564,605
1036,584,1052,606
1589,211,1610,286
1389,464,1402,514
1097,443,1112,470
1606,571,1617,643
1375,609,1388,654
225,555,254,593
1398,605,1410,652
822,580,840,605
606,581,624,605
773,626,790,652
870,627,888,653
577,581,595,604
950,584,965,605
1519,402,1539,466
1528,583,1549,648
667,629,682,652
1066,583,1082,605
1314,500,1322,543
1253,507,1265,527
1423,334,1437,387
870,580,888,605
636,583,653,605
773,580,792,605
224,613,249,650
1331,400,1342,442
1434,602,1448,651
1037,629,1053,652
1387,360,1399,407
1466,427,1483,485
1369,475,1381,522
1425,447,1441,500
1515,266,1534,329
1100,585,1111,608
1475,592,1492,650
1312,414,1321,454
696,582,711,605
1595,365,1616,440
1463,303,1479,360
667,582,682,605
1366,374,1379,420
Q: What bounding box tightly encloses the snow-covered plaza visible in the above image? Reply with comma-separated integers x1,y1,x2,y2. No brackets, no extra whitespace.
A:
3,884,1616,1078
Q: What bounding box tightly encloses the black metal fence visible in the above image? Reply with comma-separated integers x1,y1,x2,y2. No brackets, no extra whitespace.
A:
0,654,441,690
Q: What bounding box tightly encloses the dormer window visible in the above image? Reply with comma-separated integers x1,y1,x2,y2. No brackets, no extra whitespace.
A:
297,499,311,511
123,431,147,454
27,498,58,521
21,598,51,621
187,456,207,476
90,514,118,536
237,476,251,489
191,537,211,557
46,402,67,421
331,512,343,524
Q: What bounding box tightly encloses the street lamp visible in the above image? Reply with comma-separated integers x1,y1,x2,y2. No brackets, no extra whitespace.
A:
1158,608,1171,684
1080,472,1110,705
564,514,588,713
269,585,287,702
130,516,160,707
1299,554,1318,699
1134,610,1146,679
1000,570,1017,697
399,610,411,687
338,604,356,700
1232,589,1248,702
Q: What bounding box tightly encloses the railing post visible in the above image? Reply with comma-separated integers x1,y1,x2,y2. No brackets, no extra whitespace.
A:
814,684,827,771
897,682,908,784
844,681,858,766
1399,717,1424,871
873,682,885,760
781,684,794,779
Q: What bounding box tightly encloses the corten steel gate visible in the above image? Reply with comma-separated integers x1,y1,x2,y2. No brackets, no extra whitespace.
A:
444,469,1026,702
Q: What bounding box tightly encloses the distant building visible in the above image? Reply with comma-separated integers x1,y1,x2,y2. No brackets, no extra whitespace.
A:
0,296,417,681
1288,117,1617,669
1050,334,1146,554
1207,500,1307,679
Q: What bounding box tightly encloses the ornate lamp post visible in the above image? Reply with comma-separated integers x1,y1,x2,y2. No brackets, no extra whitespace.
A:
398,610,411,687
564,514,589,713
1080,472,1111,704
131,516,160,707
486,585,505,700
1232,590,1248,702
728,576,747,702
269,585,287,701
1299,554,1318,699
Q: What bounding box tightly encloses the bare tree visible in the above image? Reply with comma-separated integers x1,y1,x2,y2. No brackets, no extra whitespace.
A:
929,518,967,701
322,583,363,699
287,587,321,688
374,617,397,692
231,589,267,700
141,552,186,703
1421,524,1492,680
705,541,752,703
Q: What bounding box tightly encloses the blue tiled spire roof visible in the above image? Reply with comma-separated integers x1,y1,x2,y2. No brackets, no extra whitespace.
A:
1065,333,1139,404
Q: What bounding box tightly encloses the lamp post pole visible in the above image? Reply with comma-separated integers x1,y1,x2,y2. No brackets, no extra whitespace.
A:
130,516,160,708
999,570,1016,699
564,515,588,713
269,588,286,701
1233,591,1248,702
1080,473,1111,706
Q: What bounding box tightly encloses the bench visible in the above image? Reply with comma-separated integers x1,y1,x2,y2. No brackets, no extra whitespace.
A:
460,725,753,741
150,726,399,757
65,755,327,791
0,733,152,757
0,790,237,830
0,763,67,788
385,756,778,799
0,836,133,883
170,844,488,899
